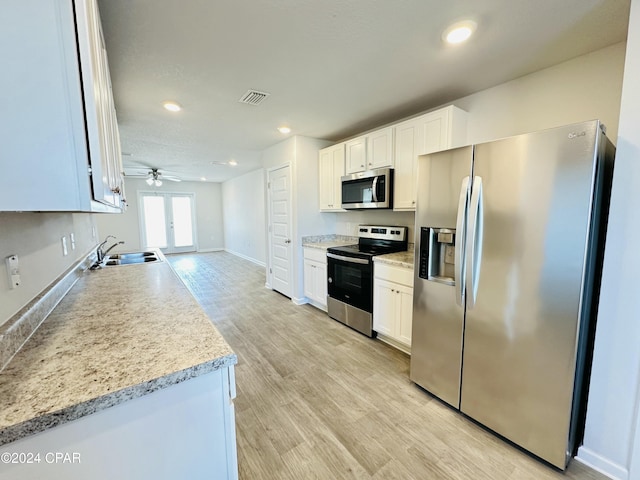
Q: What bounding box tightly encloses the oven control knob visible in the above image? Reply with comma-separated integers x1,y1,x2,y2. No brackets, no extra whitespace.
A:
328,277,333,284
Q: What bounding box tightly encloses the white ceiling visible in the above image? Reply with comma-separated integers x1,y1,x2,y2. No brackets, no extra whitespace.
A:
97,0,630,183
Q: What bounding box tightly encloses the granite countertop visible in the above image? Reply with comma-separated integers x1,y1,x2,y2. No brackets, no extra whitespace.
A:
0,257,236,446
302,234,357,250
374,248,415,269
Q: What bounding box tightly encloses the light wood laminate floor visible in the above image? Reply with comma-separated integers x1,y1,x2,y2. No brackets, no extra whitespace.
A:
168,252,607,480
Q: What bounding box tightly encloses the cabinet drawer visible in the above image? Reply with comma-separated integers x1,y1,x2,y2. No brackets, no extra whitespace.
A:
303,247,328,263
374,263,413,287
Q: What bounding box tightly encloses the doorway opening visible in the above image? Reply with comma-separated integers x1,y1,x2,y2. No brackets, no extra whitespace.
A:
139,192,197,254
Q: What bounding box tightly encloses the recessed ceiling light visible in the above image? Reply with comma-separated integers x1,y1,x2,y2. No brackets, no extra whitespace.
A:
228,160,238,166
200,177,207,181
278,126,291,134
443,20,477,45
162,101,182,112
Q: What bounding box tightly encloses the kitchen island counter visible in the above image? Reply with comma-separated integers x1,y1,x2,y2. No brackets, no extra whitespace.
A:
0,258,237,447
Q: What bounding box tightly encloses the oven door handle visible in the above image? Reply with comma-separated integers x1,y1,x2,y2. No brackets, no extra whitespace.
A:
327,253,370,265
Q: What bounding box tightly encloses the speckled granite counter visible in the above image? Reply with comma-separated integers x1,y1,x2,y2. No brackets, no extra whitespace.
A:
302,234,357,250
0,258,236,446
374,247,415,269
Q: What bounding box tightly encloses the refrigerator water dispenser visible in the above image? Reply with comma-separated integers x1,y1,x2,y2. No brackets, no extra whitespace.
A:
418,227,456,285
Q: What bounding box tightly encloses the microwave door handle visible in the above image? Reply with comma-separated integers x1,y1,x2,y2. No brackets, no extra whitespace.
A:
371,176,379,202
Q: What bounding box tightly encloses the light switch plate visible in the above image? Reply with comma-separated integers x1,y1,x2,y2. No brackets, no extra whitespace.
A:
61,236,68,256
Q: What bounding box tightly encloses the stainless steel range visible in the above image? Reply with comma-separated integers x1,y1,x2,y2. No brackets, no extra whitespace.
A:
327,225,408,337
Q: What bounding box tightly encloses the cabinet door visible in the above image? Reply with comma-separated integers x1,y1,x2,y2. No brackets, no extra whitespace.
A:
77,0,124,208
373,279,396,337
393,119,422,211
316,262,327,306
367,126,394,170
319,148,336,210
345,136,367,174
397,285,414,347
304,259,327,307
318,144,344,211
421,109,450,155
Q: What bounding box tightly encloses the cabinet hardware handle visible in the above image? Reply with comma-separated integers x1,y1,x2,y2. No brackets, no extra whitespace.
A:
111,187,121,194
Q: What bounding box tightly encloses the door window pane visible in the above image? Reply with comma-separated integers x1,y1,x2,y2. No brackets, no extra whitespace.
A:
142,196,167,248
172,196,194,247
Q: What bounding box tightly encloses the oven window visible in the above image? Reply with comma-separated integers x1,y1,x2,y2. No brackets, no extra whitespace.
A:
335,263,364,292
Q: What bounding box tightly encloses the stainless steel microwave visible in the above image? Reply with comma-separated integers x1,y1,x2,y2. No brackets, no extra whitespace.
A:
341,168,393,210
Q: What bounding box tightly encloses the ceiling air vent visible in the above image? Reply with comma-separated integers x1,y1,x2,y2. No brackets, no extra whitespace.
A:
238,89,270,106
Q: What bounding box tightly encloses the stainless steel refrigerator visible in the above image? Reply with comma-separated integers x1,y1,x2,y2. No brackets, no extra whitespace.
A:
410,120,614,469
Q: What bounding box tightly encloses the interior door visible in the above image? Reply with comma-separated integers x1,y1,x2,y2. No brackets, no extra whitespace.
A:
140,192,196,254
268,165,293,298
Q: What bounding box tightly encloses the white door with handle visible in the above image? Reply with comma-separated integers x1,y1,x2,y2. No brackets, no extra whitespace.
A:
268,165,293,298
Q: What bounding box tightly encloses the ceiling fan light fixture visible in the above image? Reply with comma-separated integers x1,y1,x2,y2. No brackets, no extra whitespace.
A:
162,101,182,112
154,179,163,187
443,20,477,44
146,177,154,186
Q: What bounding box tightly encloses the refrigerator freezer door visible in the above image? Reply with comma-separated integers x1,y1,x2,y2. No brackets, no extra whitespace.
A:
459,121,601,468
411,146,472,408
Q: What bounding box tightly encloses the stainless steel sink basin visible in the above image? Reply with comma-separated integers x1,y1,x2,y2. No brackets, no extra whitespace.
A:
103,251,162,266
107,252,156,260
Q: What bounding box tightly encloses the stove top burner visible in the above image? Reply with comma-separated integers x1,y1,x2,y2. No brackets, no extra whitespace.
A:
326,225,409,259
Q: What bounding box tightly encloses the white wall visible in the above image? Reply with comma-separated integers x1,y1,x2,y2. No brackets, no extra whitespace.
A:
453,42,625,145
576,5,640,479
0,212,98,326
95,178,224,253
222,169,266,265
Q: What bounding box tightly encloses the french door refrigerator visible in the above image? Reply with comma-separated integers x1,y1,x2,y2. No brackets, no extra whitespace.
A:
410,120,614,469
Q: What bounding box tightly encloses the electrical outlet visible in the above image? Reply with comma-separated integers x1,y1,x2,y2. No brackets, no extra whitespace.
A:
70,233,76,250
61,236,68,256
6,255,20,289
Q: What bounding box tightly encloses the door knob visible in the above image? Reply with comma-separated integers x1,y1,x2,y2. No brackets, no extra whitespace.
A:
285,239,291,244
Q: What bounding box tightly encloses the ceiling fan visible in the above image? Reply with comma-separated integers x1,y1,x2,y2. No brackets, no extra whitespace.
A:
124,167,181,186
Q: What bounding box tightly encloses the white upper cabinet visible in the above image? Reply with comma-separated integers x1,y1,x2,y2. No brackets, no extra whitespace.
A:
345,126,394,174
393,106,467,211
345,135,367,174
0,0,124,212
319,143,345,211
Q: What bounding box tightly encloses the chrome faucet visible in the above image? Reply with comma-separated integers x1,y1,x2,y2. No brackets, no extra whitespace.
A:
96,235,116,263
103,240,125,258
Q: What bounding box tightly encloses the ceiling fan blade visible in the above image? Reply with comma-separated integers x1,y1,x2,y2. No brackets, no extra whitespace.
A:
162,176,182,182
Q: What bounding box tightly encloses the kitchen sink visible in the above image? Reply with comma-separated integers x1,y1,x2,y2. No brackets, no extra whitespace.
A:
107,252,156,260
103,251,162,266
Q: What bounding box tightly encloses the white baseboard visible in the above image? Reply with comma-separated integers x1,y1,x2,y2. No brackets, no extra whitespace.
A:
292,296,307,306
576,446,627,480
224,249,266,267
197,248,224,253
376,333,411,355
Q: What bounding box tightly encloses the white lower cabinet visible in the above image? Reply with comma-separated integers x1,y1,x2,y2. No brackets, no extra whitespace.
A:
303,247,328,310
373,263,414,353
0,368,238,480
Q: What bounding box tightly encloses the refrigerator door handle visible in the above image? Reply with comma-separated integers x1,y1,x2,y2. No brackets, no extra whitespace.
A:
454,176,470,306
466,176,484,309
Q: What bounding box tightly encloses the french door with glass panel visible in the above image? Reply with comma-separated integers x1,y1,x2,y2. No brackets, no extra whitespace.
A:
139,192,197,254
